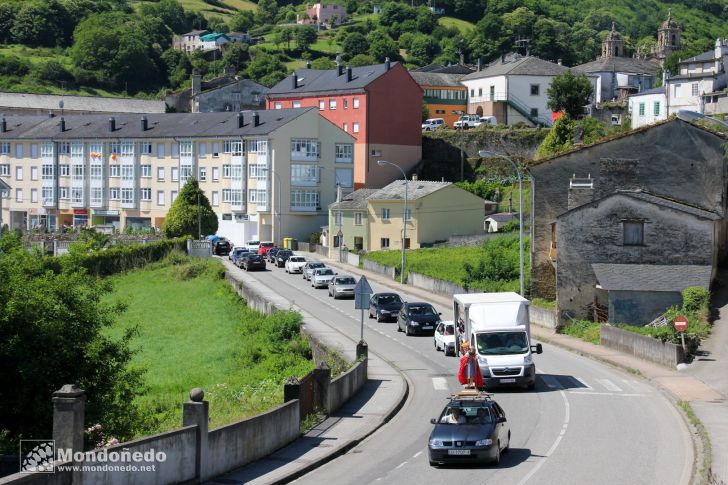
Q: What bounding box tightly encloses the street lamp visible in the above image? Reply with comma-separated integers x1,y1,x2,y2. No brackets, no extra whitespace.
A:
377,160,407,284
270,169,282,246
478,150,524,297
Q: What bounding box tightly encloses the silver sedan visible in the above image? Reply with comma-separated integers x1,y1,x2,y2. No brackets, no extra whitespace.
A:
328,275,357,299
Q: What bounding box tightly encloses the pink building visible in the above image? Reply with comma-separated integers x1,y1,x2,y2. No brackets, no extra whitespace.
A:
297,3,348,26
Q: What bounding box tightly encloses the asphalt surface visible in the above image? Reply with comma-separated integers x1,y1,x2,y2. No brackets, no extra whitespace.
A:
235,256,693,485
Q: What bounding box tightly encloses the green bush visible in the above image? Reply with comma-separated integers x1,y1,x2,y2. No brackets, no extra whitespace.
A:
170,259,208,280
559,319,600,345
682,286,709,313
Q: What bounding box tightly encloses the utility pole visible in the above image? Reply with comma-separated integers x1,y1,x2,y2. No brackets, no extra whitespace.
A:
197,191,202,240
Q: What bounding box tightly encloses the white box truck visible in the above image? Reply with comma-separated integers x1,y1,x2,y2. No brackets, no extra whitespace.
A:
453,292,543,389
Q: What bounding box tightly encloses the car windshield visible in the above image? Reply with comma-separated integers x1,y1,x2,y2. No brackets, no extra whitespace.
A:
409,305,436,316
438,406,493,425
248,255,262,261
309,263,325,269
476,331,529,355
444,324,455,336
318,269,334,276
337,277,356,285
290,257,305,262
379,294,402,305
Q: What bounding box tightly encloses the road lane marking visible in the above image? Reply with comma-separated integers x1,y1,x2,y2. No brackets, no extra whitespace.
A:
412,451,422,458
432,377,448,391
574,377,592,390
395,461,407,469
597,379,623,392
516,390,570,485
568,391,644,397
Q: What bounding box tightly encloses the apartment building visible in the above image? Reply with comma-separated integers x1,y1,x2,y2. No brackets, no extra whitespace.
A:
0,109,355,245
266,60,422,189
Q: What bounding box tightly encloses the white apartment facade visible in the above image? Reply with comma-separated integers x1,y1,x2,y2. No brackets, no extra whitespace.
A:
666,39,728,116
628,87,667,129
0,109,355,246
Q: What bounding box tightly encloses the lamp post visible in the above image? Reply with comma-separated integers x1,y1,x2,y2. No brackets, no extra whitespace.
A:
197,191,201,240
271,169,282,246
479,150,524,297
377,160,407,284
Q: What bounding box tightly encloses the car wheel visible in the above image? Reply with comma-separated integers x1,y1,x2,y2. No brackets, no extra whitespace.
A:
397,322,403,332
333,292,338,300
429,460,437,467
369,311,373,319
492,442,500,465
376,312,383,323
434,339,438,350
503,432,510,453
405,325,411,336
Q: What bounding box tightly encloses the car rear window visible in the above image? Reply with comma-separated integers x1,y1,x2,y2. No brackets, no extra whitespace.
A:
409,305,436,315
290,257,305,262
337,277,356,284
379,294,402,304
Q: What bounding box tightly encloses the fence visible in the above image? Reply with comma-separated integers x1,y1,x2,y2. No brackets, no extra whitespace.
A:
362,259,396,279
345,252,360,267
600,324,685,368
187,239,212,258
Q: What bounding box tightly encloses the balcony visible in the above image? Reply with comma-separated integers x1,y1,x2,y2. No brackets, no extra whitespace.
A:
290,204,321,213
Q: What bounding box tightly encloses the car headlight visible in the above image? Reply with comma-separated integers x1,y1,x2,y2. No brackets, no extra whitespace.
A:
475,438,493,447
478,356,488,365
524,354,533,365
429,439,444,447
410,321,419,326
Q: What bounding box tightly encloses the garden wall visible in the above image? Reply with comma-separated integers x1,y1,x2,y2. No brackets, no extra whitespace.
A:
363,259,396,279
530,305,558,329
600,325,685,368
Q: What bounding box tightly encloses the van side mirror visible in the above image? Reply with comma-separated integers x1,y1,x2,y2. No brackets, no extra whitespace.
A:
530,343,543,354
430,418,437,424
497,417,507,423
438,312,442,316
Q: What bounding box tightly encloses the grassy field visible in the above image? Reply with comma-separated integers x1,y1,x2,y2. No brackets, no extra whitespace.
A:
438,16,475,33
131,0,256,18
103,255,314,435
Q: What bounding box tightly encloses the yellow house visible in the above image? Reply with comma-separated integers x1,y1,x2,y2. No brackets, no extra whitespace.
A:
366,178,485,250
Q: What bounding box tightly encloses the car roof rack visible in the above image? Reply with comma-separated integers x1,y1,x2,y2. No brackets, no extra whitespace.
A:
447,390,494,402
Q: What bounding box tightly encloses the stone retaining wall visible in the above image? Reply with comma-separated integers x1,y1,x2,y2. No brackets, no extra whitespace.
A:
600,324,685,368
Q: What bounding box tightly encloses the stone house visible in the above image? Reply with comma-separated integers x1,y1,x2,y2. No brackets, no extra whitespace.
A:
530,119,727,324
165,70,268,113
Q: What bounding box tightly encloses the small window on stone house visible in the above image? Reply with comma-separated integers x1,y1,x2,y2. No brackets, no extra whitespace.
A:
623,220,644,246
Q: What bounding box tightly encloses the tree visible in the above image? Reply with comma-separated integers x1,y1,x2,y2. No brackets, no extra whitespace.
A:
546,70,594,119
311,57,336,69
223,42,249,72
0,2,19,44
162,178,218,238
342,32,369,60
255,0,278,25
139,0,187,34
229,10,254,33
11,0,70,47
348,54,376,67
368,32,399,62
295,25,317,51
408,34,439,65
273,26,294,50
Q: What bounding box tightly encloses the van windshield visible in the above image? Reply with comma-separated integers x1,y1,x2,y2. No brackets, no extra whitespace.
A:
475,331,528,355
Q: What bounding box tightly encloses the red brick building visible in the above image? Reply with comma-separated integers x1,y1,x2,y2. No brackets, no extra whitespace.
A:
267,60,422,189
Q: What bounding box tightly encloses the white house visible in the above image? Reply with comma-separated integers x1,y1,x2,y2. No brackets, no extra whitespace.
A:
173,30,209,52
628,87,667,129
460,54,598,127
227,32,252,44
484,212,518,232
199,33,230,51
666,39,728,116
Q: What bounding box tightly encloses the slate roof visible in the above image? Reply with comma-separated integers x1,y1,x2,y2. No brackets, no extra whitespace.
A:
267,62,399,98
592,263,712,292
182,30,209,37
367,180,451,201
682,50,715,64
460,56,569,81
575,57,660,75
0,92,165,113
486,212,518,223
410,71,466,88
194,79,269,99
669,72,718,81
413,63,475,74
628,86,665,97
0,109,312,140
329,189,378,210
0,178,10,191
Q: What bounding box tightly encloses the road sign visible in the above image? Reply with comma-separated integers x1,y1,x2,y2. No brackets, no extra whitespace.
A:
674,315,689,333
354,275,373,310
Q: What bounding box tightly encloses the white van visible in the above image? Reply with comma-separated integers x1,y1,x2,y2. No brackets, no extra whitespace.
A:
246,240,260,251
422,118,446,131
479,116,497,126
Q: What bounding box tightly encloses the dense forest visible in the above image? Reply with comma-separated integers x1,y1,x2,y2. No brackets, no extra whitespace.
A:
0,0,726,96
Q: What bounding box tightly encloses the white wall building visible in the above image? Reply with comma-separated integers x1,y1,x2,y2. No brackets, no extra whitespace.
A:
666,39,728,116
628,87,667,129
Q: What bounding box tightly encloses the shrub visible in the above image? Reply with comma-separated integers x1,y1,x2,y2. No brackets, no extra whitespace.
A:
31,60,74,83
170,259,208,280
682,286,709,314
559,319,600,345
0,55,30,76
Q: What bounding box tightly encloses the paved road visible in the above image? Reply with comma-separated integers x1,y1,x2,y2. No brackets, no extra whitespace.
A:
234,257,693,485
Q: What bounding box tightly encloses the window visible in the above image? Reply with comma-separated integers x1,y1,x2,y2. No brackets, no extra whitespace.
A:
530,84,540,96
121,188,134,205
329,99,337,110
530,108,538,118
691,83,699,96
90,187,102,206
274,101,282,109
171,143,179,158
353,98,360,108
171,167,179,182
355,212,363,225
198,142,207,157
141,165,152,178
343,123,348,132
59,187,69,200
352,122,360,133
109,142,121,156
291,139,320,159
638,102,645,116
199,167,207,181
157,167,165,181
381,238,390,249
222,188,231,203
293,101,301,108
335,144,353,162
140,142,152,155
470,89,474,97
89,165,101,179
15,188,22,202
109,188,120,200
290,190,319,208
171,190,178,202
60,164,70,177
211,143,220,157
71,187,83,205
291,164,319,184
212,191,219,206
157,190,165,205
0,142,9,154
319,100,325,110
343,98,348,109
121,165,133,180
623,221,644,246
31,144,38,158
249,164,268,179
223,165,231,178
30,166,38,181
0,164,8,176
335,211,342,225
72,164,84,178
404,208,411,221
140,188,152,201
31,189,38,203
478,87,482,97
248,189,267,204
110,165,120,177
490,86,495,100
381,208,390,220
335,168,353,187
157,143,165,158
15,166,22,180
58,142,70,155
653,101,661,116
212,166,219,181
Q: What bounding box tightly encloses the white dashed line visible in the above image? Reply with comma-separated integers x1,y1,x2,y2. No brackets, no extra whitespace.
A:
597,379,623,392
432,377,448,391
395,461,407,469
412,451,422,459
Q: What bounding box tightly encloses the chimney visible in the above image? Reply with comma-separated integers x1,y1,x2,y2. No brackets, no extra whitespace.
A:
338,64,345,76
663,69,670,85
59,117,65,133
411,174,418,181
557,59,563,66
478,58,482,71
292,72,298,89
237,111,244,128
108,117,115,132
306,60,312,69
385,57,391,71
567,174,594,210
140,116,148,131
336,184,342,202
500,54,505,63
252,111,260,127
1,118,6,133
48,111,55,118
191,69,202,97
346,66,352,82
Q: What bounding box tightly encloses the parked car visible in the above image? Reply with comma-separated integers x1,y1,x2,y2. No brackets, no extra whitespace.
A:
285,256,307,274
311,267,336,288
235,252,254,269
246,240,260,252
397,302,442,336
241,254,266,271
369,292,404,322
228,246,244,261
213,238,231,256
303,262,327,280
434,321,457,356
267,247,282,263
258,241,275,256
328,275,357,299
479,116,497,126
275,249,293,267
453,114,481,129
230,247,250,265
422,118,446,131
428,391,510,466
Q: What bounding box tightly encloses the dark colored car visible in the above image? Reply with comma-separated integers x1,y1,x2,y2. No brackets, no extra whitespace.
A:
267,247,282,263
235,252,254,269
242,254,266,271
369,292,404,322
213,238,231,256
230,248,249,265
275,250,293,267
428,392,510,466
397,302,441,336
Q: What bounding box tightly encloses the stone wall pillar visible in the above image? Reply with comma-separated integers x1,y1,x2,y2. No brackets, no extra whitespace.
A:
182,388,209,482
312,362,331,413
52,384,85,458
